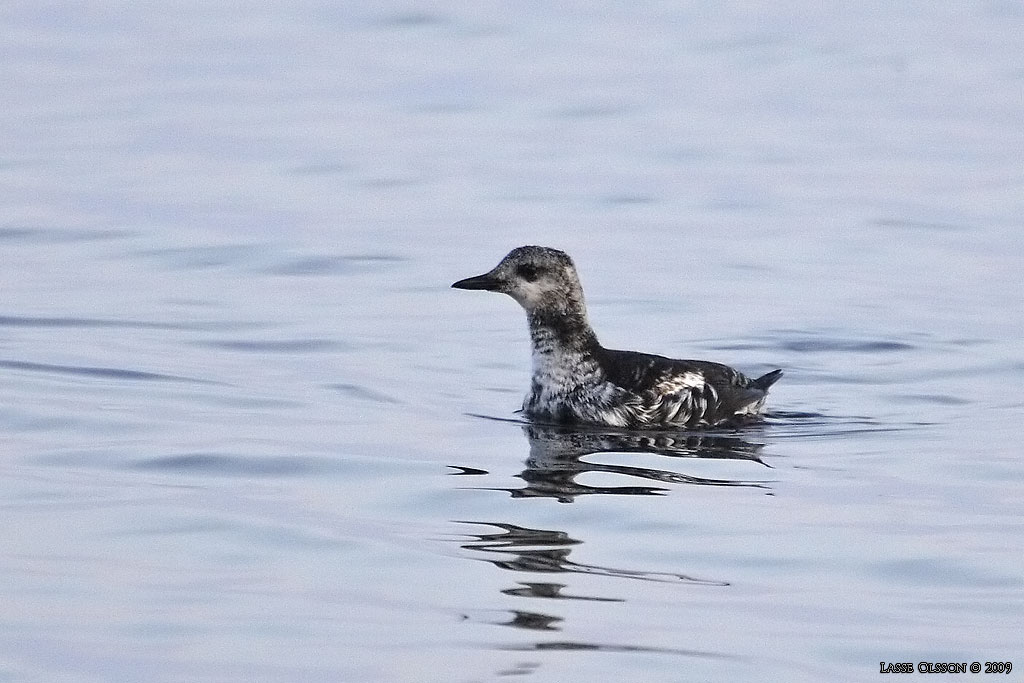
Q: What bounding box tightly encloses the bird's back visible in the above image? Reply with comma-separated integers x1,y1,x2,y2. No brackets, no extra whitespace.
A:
595,347,781,428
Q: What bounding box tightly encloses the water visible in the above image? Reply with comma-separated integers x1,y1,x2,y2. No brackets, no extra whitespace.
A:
2,2,1023,681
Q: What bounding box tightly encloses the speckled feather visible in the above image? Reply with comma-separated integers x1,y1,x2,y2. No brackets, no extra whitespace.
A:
453,246,783,429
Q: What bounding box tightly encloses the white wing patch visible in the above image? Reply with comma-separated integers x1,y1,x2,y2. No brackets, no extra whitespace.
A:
639,371,718,427
657,372,706,392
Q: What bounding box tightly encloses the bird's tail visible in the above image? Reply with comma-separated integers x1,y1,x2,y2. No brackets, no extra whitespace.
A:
753,369,783,392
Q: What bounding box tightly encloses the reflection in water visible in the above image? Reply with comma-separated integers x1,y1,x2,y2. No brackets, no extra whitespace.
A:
457,422,772,503
467,607,564,632
502,582,621,602
495,640,734,659
456,520,733,663
505,610,562,631
451,421,760,668
457,522,728,588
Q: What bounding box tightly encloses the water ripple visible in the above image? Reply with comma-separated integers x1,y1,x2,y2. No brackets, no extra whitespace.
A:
0,227,134,243
872,218,973,233
130,452,348,477
200,339,345,353
374,10,448,28
264,253,405,276
761,411,921,439
0,314,266,332
712,337,915,353
326,383,400,404
0,359,223,385
132,244,263,270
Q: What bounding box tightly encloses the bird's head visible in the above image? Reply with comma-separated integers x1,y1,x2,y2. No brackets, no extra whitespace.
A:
452,246,585,314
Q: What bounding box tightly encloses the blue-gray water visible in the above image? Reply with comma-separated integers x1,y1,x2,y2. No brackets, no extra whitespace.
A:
3,2,1023,681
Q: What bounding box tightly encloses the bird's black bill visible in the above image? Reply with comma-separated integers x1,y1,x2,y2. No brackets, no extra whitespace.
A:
451,273,501,291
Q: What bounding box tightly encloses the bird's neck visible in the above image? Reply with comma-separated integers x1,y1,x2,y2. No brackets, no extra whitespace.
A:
527,308,601,369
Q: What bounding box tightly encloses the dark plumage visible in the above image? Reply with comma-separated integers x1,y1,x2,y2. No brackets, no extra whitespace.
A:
452,246,782,429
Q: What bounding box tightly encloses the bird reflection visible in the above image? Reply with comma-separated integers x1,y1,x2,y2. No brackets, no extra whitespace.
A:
450,421,760,666
457,521,728,590
501,582,621,602
501,422,771,502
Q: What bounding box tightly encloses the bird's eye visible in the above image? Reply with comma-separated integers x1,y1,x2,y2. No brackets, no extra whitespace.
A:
516,264,540,282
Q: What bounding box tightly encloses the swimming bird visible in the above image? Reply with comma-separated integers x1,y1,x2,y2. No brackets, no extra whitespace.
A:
452,246,782,429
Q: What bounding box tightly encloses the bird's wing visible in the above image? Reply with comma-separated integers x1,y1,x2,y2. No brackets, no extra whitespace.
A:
599,349,748,392
599,349,773,426
642,372,720,426
596,349,724,426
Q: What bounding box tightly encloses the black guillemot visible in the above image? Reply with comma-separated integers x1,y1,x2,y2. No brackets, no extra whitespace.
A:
452,246,782,429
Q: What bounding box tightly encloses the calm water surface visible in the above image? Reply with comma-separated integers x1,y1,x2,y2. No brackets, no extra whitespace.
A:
2,2,1023,681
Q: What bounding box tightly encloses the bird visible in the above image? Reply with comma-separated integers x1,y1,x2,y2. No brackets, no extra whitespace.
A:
452,246,782,429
